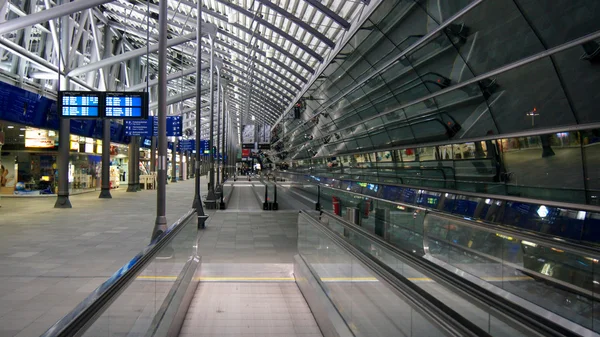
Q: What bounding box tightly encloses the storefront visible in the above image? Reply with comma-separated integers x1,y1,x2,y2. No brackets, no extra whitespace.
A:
0,122,119,195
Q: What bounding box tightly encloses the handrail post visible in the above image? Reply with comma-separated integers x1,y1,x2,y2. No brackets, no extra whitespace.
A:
273,185,278,210
316,185,321,211
263,183,269,210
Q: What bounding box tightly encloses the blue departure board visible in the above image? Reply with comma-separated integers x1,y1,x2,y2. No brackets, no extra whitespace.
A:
59,92,101,118
104,92,147,118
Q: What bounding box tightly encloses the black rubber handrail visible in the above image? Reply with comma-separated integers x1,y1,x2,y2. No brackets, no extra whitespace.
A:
40,209,197,337
299,211,488,337
316,210,581,337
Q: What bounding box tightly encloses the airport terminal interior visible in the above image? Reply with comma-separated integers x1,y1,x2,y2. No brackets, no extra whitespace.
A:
1,0,600,336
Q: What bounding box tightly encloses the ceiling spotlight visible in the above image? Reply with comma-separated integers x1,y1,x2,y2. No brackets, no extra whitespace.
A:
228,11,238,24
266,48,275,58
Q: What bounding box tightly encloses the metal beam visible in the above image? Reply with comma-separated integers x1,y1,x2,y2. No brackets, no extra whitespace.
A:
211,39,303,90
0,0,113,36
127,65,207,91
148,86,209,110
215,0,324,62
257,0,335,48
305,0,350,29
0,35,94,90
214,28,306,82
68,32,196,77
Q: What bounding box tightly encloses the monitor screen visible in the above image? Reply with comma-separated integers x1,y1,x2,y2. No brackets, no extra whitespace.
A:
104,93,147,118
60,92,100,118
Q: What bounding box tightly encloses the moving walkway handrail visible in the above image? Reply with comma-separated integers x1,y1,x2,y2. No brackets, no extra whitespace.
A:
312,183,600,260
299,211,489,337
282,169,600,220
316,210,583,337
40,209,197,337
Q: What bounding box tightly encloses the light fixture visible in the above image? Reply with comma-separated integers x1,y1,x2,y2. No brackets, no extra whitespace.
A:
7,125,14,129
228,10,238,24
266,47,275,58
537,205,549,218
19,134,24,137
19,128,26,131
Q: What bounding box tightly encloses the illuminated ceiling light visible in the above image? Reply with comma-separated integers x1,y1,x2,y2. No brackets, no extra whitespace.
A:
266,47,275,58
537,205,549,218
228,10,238,24
7,125,14,129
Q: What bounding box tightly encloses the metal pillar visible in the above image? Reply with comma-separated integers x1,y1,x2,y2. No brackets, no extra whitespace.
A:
151,135,156,172
134,136,141,191
215,72,221,187
221,91,226,184
171,138,178,183
54,9,71,208
152,0,168,240
99,120,112,198
192,0,205,217
205,35,217,203
126,137,137,192
180,147,185,181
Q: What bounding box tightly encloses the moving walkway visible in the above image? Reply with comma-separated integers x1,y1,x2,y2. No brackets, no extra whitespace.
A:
40,182,596,337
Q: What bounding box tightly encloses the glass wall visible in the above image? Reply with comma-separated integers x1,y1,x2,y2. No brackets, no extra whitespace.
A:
283,129,600,205
273,0,600,198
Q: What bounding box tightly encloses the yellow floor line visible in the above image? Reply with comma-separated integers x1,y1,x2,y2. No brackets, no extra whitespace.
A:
136,275,533,282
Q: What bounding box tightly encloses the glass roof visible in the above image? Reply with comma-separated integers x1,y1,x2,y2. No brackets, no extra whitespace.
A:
0,0,367,131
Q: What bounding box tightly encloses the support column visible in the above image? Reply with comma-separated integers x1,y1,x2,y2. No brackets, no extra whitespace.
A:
127,137,136,192
134,136,141,191
180,147,185,181
221,91,226,184
206,35,217,204
192,0,204,215
152,0,168,239
99,120,112,198
54,8,71,208
151,135,156,172
215,71,221,189
171,138,178,183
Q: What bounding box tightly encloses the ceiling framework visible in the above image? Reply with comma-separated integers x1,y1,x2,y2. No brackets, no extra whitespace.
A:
0,0,366,134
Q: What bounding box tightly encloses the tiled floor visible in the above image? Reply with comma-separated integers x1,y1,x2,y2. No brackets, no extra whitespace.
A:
181,205,322,337
180,283,322,337
0,177,211,337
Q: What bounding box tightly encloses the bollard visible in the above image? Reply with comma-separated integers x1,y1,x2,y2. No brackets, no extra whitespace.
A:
316,185,321,211
198,214,209,229
332,196,341,216
272,185,278,211
346,207,361,227
263,186,269,210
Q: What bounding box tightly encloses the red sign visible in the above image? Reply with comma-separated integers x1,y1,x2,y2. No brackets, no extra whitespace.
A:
242,149,250,157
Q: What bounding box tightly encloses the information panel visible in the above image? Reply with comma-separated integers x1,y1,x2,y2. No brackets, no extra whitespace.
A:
58,91,148,119
180,139,196,151
124,119,152,136
105,92,148,119
152,116,182,137
59,91,100,118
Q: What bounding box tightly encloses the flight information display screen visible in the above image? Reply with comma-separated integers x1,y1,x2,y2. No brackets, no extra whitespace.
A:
59,92,100,118
104,93,147,119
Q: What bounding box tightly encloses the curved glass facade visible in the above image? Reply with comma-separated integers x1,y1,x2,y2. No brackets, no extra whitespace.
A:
274,0,600,161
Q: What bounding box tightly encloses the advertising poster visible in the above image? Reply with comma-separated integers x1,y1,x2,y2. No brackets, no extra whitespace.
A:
25,128,57,148
0,154,16,188
242,124,255,144
258,124,271,144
